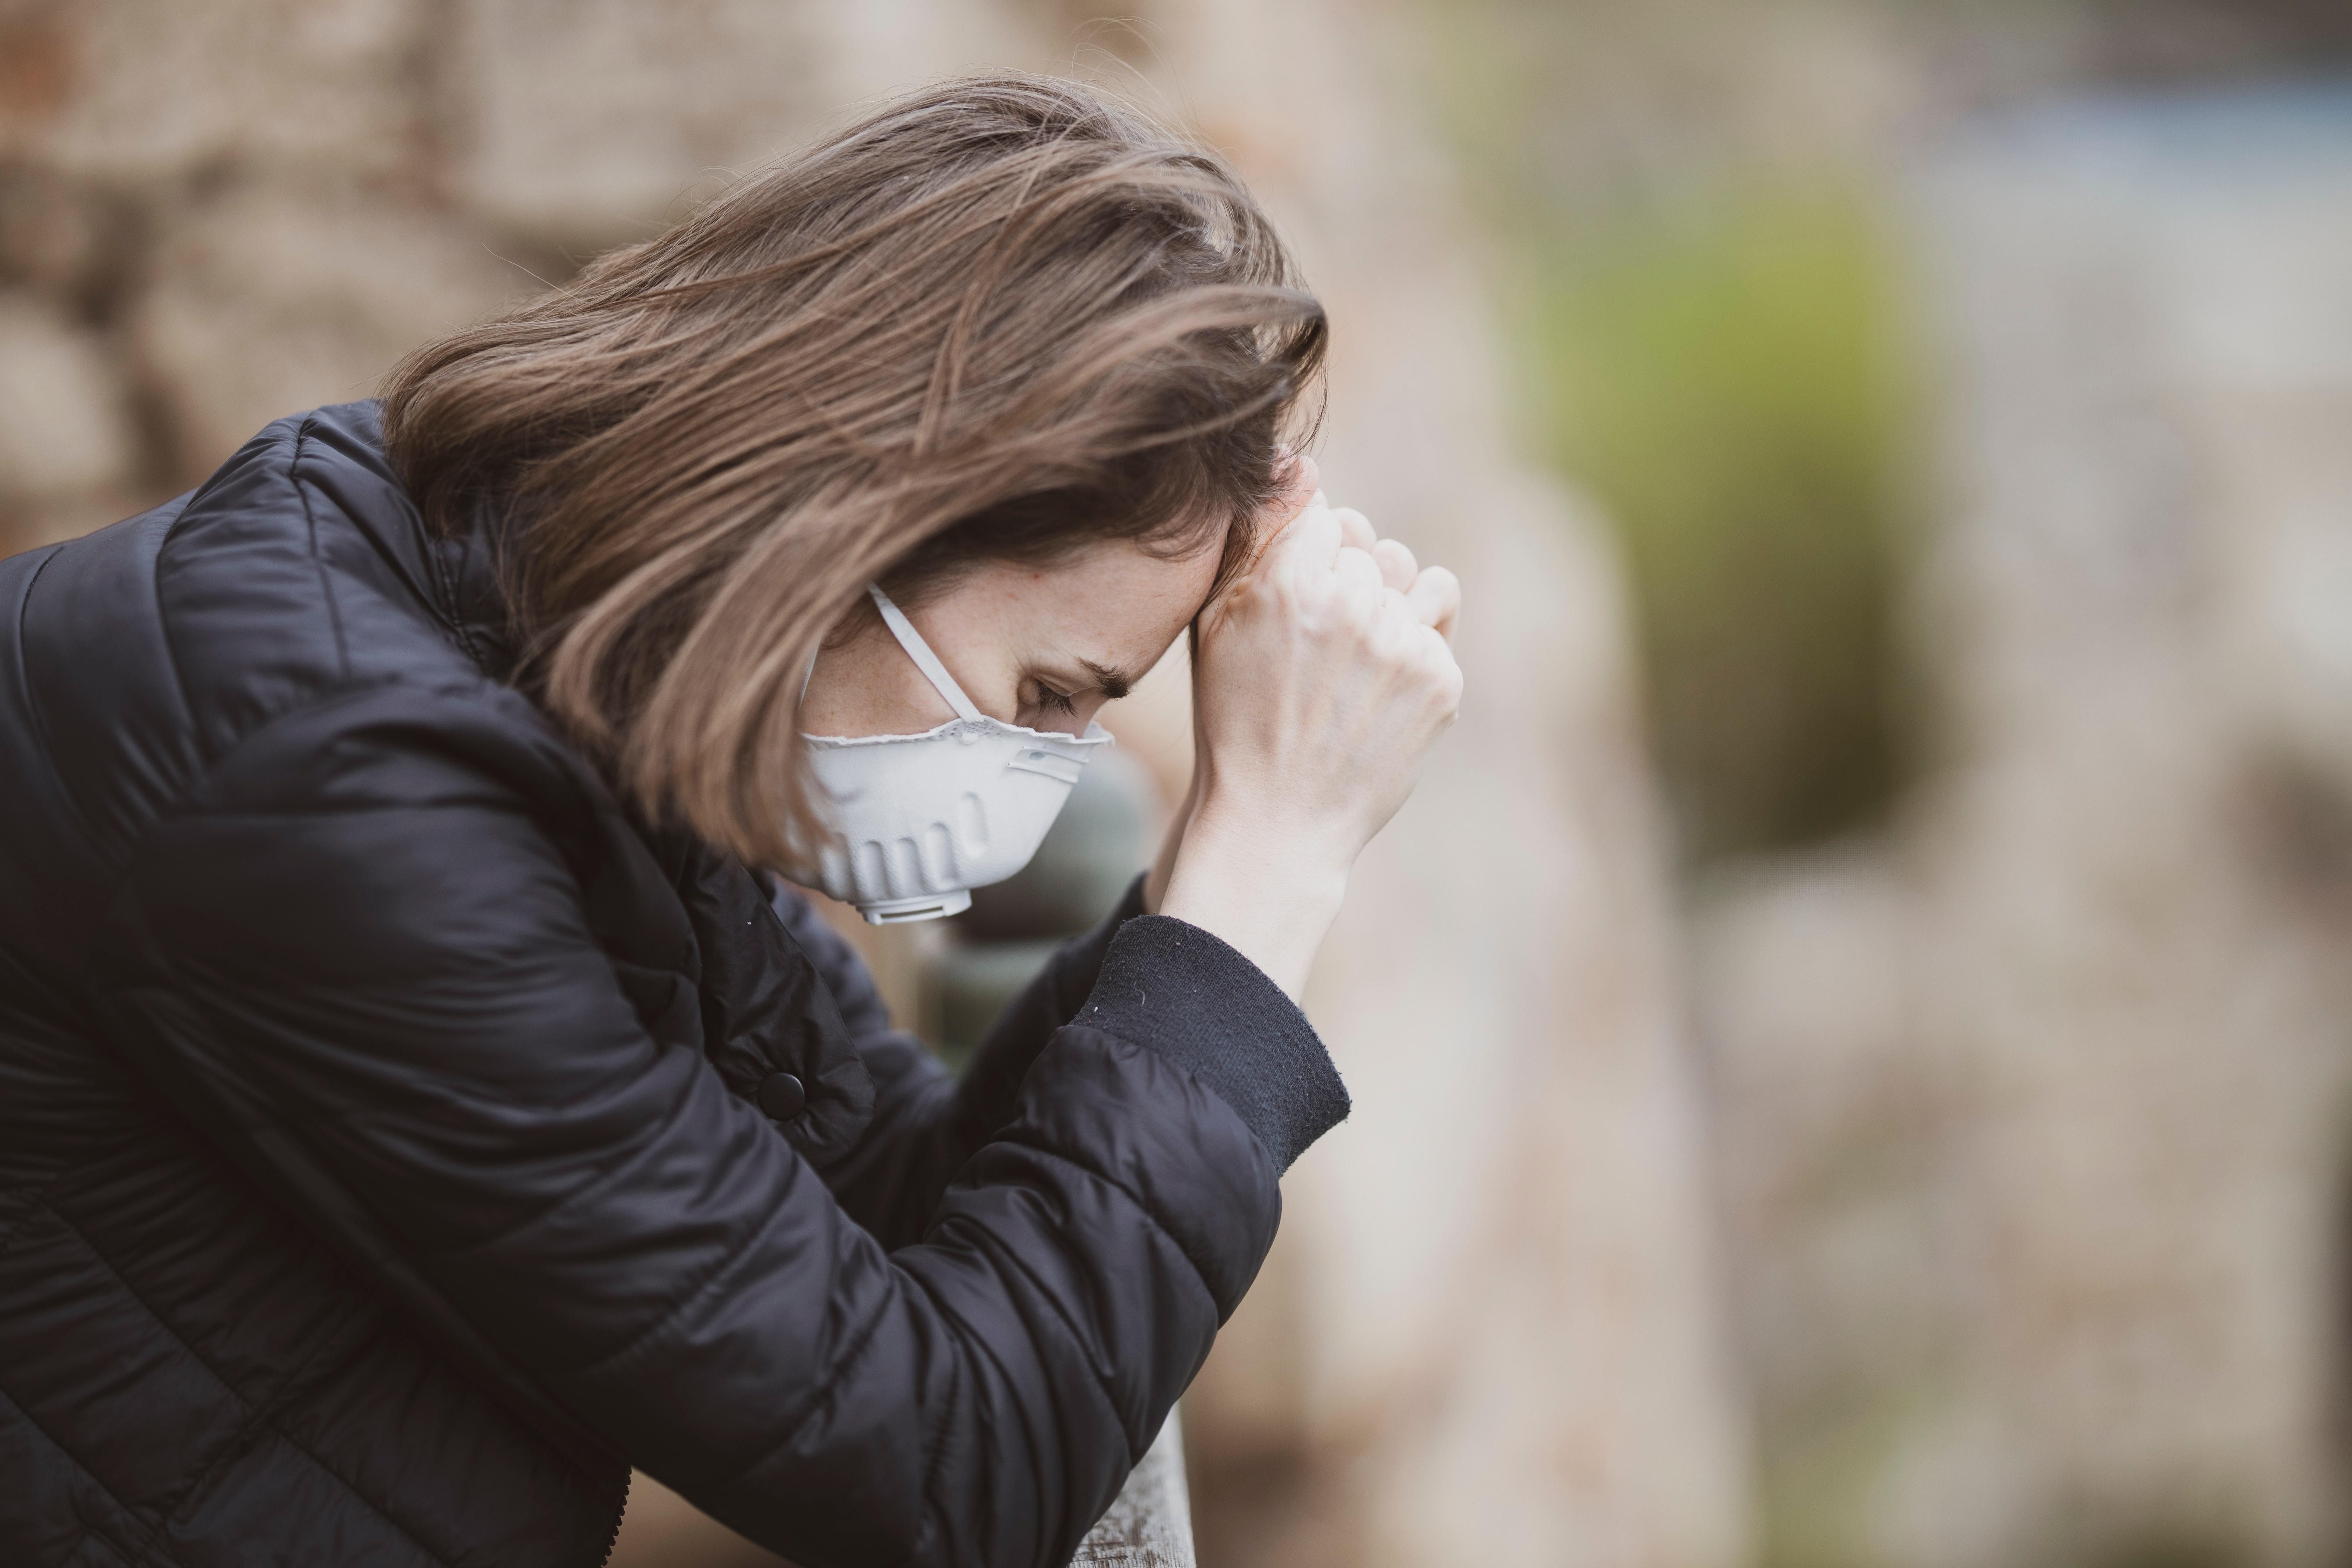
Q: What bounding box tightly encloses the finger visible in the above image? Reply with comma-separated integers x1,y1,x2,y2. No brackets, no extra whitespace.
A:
1268,495,1343,572
1404,564,1461,640
1421,628,1465,713
1332,544,1386,604
1331,505,1377,553
1371,536,1418,593
1241,453,1324,569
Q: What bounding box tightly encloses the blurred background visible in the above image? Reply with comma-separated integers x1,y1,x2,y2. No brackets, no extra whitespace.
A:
6,1,2352,1566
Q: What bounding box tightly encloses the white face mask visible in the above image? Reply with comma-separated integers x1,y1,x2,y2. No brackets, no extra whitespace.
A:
785,584,1113,924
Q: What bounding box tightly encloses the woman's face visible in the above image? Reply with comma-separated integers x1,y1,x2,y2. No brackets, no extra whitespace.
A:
800,534,1227,738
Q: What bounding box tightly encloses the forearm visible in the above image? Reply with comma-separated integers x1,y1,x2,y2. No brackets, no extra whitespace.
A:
690,1020,1275,1568
663,912,1346,1563
811,876,1150,1246
945,874,1147,1125
1155,798,1350,1002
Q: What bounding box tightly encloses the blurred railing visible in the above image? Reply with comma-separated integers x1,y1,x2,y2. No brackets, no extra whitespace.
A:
1073,1414,1194,1568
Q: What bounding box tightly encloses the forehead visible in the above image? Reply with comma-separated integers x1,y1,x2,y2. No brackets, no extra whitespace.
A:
972,534,1226,663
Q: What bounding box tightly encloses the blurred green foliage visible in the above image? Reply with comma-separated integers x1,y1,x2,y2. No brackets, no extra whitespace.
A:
1753,1381,1939,1568
1412,0,1923,863
1526,179,1917,861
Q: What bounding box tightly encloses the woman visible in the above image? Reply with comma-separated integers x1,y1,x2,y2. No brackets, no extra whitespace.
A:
0,75,1460,1568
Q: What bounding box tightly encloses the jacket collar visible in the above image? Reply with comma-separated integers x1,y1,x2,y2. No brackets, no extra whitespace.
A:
435,496,524,685
308,399,526,686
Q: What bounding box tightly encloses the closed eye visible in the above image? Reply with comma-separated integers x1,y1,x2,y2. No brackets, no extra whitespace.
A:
1034,684,1078,717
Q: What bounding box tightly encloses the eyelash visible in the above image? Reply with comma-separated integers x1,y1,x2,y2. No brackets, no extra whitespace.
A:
1035,685,1078,716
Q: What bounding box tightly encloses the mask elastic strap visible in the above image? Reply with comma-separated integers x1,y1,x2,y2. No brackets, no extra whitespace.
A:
867,584,985,725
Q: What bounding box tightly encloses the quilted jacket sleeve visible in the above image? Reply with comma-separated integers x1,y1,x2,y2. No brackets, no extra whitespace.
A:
92,682,1347,1568
773,878,1156,1251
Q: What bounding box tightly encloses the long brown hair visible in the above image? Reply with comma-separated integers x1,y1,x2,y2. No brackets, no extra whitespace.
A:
381,73,1325,867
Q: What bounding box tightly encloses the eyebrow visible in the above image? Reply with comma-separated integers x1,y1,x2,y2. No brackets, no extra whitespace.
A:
1077,659,1134,701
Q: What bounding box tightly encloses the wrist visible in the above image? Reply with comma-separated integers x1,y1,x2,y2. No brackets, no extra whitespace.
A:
1159,802,1351,1000
1185,789,1358,891
1142,787,1195,917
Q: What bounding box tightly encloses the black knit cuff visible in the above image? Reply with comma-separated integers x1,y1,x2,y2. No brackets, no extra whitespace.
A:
1041,872,1150,1018
1076,915,1349,1172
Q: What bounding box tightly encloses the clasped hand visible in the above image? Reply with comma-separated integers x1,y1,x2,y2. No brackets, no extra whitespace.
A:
1149,456,1463,998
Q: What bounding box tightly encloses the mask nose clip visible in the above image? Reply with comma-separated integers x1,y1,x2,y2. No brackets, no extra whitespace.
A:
1008,748,1086,784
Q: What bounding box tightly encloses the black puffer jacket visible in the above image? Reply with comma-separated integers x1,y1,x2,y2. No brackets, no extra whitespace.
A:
0,403,1348,1568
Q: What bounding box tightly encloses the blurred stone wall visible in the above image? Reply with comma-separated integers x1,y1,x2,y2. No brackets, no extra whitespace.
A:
0,0,1036,552
1141,8,1751,1566
0,4,1750,1567
1695,85,2352,1568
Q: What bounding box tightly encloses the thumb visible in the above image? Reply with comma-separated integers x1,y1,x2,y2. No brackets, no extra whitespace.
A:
1275,447,1318,517
1217,449,1322,590
1263,450,1320,538
1247,450,1321,563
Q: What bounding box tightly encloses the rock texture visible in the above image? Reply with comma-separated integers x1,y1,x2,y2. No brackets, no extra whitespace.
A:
1074,1416,1198,1568
0,290,135,498
133,183,520,475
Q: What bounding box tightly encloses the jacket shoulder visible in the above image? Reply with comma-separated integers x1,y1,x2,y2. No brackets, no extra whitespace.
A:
149,403,475,754
1,405,500,945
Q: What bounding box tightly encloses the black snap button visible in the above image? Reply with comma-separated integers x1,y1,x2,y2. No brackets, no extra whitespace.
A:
756,1072,807,1121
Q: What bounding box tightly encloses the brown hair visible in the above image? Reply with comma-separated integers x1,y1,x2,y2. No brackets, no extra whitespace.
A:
381,72,1325,867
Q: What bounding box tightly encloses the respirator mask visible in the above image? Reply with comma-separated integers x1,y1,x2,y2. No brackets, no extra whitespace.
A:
785,584,1112,924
